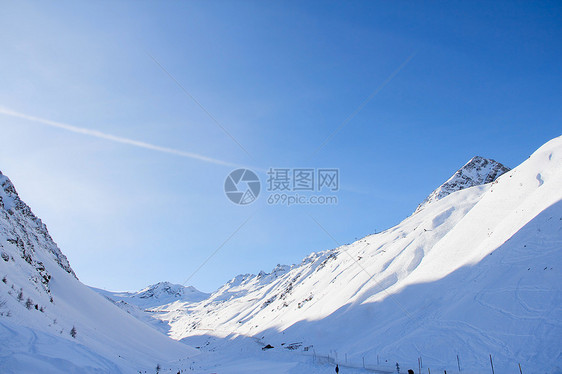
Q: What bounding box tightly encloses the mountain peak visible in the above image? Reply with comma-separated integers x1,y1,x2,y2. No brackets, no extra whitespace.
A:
137,281,206,300
94,282,210,311
0,170,21,211
415,156,510,213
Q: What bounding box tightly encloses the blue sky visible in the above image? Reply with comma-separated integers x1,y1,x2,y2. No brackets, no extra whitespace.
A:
1,1,561,292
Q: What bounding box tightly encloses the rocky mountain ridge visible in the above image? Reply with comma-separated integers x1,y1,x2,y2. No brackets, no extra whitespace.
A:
414,155,510,213
0,171,75,279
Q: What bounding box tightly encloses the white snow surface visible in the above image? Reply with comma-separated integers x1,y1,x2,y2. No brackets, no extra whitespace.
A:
0,172,197,373
117,136,562,373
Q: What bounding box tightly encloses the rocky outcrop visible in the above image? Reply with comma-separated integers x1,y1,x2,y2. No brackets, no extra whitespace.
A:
415,156,510,213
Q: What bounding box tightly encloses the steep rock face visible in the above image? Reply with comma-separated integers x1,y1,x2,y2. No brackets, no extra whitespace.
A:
0,171,75,292
414,156,510,213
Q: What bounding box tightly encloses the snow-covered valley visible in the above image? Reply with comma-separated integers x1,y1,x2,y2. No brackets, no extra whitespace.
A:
2,136,561,373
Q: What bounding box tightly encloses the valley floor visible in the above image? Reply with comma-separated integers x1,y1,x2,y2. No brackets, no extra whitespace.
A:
163,336,396,374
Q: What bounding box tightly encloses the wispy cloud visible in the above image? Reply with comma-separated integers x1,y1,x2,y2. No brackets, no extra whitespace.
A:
0,107,242,168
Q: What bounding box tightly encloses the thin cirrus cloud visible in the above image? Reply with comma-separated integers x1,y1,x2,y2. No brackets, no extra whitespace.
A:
0,107,243,168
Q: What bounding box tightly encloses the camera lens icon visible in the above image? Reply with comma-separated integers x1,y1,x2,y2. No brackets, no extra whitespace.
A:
224,169,260,205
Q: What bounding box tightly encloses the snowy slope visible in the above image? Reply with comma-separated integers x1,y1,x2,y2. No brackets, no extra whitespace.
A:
134,137,561,373
0,171,197,373
415,156,510,213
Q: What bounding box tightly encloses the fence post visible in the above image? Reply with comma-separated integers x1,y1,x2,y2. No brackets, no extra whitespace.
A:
457,355,461,372
489,354,495,374
518,363,523,374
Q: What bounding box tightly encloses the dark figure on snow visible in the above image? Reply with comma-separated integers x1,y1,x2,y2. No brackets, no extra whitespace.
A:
335,364,339,373
408,370,415,374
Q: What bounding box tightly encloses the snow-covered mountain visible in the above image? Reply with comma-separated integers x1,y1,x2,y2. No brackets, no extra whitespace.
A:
0,171,197,373
92,282,210,334
0,171,75,278
116,137,562,373
415,155,510,213
95,282,209,310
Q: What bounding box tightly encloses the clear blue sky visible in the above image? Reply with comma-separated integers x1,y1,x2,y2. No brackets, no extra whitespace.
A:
1,1,560,292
